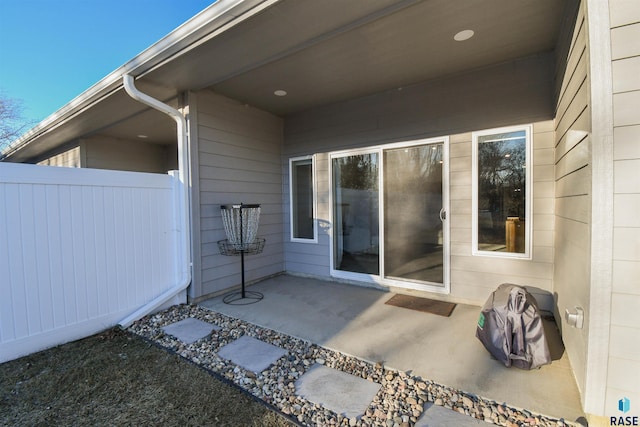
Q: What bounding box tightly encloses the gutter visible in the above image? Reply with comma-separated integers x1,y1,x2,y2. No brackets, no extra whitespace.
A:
118,74,191,328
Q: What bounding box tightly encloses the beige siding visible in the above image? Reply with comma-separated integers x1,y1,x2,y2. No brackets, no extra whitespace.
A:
81,136,174,173
36,145,81,168
285,54,555,156
283,54,556,307
449,121,555,309
282,150,331,277
553,3,591,401
193,90,284,297
606,0,640,412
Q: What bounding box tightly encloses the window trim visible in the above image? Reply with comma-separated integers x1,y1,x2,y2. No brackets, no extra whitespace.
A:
471,124,533,259
289,155,318,243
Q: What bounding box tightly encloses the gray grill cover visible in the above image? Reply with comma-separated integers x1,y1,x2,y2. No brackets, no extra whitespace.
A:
476,284,551,370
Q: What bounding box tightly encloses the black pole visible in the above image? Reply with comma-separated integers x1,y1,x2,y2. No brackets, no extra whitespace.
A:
219,203,263,305
240,205,246,298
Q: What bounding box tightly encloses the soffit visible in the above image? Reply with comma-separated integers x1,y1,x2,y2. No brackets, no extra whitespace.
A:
5,80,179,161
144,0,566,116
7,0,568,161
97,101,178,146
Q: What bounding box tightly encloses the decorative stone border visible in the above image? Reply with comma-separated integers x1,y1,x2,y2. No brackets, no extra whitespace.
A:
128,304,573,427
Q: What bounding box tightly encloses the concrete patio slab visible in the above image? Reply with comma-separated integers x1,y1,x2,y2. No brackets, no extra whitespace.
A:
200,274,585,422
416,402,494,426
217,335,288,373
161,317,220,344
295,364,382,419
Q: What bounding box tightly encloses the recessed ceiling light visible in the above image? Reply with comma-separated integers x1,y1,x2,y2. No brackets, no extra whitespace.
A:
137,134,148,139
274,90,287,97
454,29,474,42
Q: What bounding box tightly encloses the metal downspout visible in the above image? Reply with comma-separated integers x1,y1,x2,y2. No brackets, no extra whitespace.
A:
119,74,191,328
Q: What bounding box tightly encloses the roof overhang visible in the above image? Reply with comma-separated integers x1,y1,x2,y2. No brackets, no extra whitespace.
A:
2,0,277,161
3,0,570,162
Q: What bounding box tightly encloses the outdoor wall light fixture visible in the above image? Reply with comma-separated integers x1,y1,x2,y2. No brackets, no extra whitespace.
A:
274,89,287,96
454,29,474,41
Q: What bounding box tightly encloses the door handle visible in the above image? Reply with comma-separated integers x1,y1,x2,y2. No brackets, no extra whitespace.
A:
439,209,446,222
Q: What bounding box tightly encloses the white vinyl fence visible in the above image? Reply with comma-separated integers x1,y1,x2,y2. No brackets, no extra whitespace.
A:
0,163,183,363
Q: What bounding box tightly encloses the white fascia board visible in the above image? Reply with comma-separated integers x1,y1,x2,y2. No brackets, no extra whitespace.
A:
2,0,279,159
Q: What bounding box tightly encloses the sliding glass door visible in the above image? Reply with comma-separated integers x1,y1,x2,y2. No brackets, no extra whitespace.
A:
332,152,379,275
383,144,444,285
331,139,448,291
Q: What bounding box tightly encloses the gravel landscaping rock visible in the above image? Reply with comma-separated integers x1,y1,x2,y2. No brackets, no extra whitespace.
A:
128,304,573,427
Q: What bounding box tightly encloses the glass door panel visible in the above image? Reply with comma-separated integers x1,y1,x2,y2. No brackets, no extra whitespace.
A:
332,153,379,275
383,144,444,285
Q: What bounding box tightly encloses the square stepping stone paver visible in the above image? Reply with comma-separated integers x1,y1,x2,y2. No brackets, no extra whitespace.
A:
295,364,381,419
161,317,220,344
416,402,494,426
217,335,288,373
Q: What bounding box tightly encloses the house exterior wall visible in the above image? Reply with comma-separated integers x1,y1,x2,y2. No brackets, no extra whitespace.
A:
190,90,285,298
36,144,81,168
30,136,176,173
606,0,640,414
80,136,175,173
555,0,640,417
553,1,592,404
447,123,555,308
283,54,557,308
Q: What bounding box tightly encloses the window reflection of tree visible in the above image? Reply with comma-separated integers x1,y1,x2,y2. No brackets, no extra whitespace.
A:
336,154,378,190
385,146,442,193
333,154,379,274
478,134,526,247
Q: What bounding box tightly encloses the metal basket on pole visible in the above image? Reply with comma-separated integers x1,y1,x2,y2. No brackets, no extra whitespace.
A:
217,203,265,304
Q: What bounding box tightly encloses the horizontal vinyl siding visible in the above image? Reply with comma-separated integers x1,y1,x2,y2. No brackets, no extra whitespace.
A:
195,90,284,297
36,145,81,168
448,121,555,309
82,136,174,174
606,0,640,414
283,152,331,277
553,3,590,401
283,55,556,307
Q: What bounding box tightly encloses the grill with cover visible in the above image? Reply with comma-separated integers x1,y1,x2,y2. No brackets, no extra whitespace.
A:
476,283,551,370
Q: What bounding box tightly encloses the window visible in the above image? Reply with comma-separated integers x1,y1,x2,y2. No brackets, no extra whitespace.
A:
472,125,532,258
290,156,317,242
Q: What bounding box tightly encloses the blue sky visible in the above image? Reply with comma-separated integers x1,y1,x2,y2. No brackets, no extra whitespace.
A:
0,0,215,125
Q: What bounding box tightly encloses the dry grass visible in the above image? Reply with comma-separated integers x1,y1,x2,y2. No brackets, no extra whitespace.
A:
0,328,295,427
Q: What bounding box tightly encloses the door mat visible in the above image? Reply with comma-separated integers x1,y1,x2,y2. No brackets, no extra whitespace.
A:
385,294,456,317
